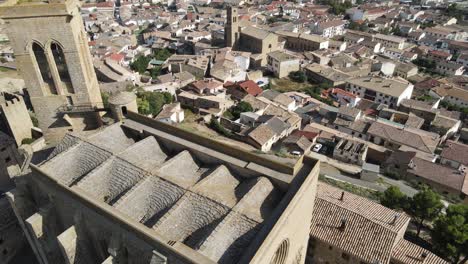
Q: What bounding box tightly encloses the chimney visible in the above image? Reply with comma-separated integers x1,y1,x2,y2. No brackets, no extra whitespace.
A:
339,219,346,231
421,252,428,260
390,214,399,225
339,191,345,201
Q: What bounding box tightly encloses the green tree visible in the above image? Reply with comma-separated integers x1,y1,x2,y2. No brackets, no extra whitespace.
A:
130,55,151,74
392,26,403,36
289,71,307,83
431,204,468,264
154,48,172,61
136,91,173,116
380,186,408,210
209,118,232,137
230,101,254,120
408,187,444,237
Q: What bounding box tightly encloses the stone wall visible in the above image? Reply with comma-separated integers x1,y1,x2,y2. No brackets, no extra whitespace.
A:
126,111,299,175
0,95,34,146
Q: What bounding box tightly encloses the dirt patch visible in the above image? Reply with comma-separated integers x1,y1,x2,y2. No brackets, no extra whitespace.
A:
270,78,310,92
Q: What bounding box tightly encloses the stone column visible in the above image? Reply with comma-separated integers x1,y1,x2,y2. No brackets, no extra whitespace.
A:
44,45,65,96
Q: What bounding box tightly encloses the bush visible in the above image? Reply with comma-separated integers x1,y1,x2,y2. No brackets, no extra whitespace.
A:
21,138,35,145
29,114,39,127
230,101,253,120
209,119,232,137
384,170,401,180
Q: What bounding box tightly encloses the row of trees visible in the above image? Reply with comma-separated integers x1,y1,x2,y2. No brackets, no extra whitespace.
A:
381,186,467,263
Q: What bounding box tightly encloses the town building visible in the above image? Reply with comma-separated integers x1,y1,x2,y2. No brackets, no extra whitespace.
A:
434,61,464,76
305,64,351,88
155,102,185,124
332,138,368,165
308,183,448,264
345,76,414,108
277,31,329,52
266,51,300,78
311,20,346,38
440,141,468,171
374,34,406,50
407,157,467,198
430,85,468,108
367,121,440,156
224,80,263,101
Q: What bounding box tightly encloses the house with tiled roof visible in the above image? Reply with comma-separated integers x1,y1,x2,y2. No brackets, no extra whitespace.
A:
225,80,263,100
367,121,440,156
440,140,468,171
406,157,468,198
430,85,468,108
308,183,448,264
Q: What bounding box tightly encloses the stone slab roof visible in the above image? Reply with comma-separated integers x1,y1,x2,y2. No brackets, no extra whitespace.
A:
40,122,286,263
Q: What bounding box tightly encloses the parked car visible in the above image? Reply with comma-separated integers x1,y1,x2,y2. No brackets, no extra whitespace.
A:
312,143,322,152
291,151,302,156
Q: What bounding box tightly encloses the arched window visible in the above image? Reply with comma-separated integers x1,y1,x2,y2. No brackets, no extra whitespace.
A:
51,42,74,94
32,42,57,95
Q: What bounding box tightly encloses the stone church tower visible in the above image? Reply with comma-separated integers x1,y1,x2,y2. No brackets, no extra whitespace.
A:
0,0,103,143
225,6,240,48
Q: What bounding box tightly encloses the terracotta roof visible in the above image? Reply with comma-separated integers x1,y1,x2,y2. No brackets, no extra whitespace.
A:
433,86,468,102
190,79,223,92
429,50,451,57
408,157,466,191
311,183,410,264
109,53,125,63
226,80,263,97
367,122,439,154
292,130,319,141
440,141,468,166
248,124,276,146
391,239,448,264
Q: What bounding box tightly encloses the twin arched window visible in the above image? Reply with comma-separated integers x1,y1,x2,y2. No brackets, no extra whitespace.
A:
31,41,74,95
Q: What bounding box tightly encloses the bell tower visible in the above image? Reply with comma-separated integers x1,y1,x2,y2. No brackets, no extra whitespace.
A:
225,6,239,48
0,0,103,142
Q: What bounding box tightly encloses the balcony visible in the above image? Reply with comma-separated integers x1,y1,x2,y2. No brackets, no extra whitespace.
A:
56,103,108,114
